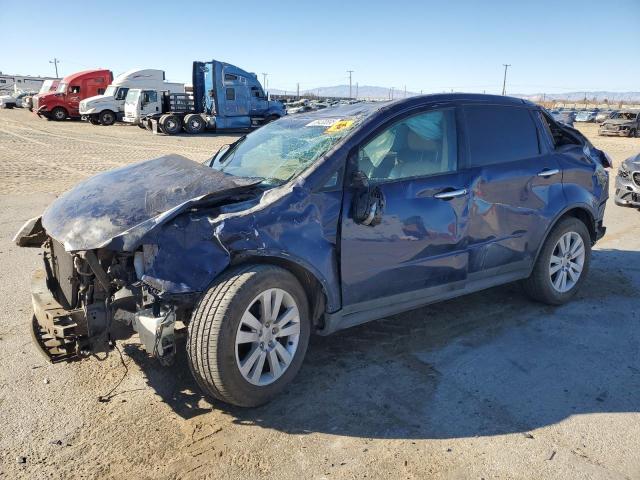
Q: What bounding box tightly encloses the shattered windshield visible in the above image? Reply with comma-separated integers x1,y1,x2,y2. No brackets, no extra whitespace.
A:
215,115,359,185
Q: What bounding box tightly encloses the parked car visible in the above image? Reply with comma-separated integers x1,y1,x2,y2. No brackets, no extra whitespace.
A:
15,94,610,407
614,153,640,207
0,91,35,109
598,110,639,137
575,110,598,122
595,110,615,123
550,109,575,127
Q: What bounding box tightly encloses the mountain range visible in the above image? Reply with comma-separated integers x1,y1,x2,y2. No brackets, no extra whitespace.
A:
270,84,640,102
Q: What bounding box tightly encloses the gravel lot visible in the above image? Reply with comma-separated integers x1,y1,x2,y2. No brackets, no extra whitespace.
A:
1,109,639,480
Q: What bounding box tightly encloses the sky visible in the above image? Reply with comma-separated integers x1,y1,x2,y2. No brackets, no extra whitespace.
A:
1,0,638,95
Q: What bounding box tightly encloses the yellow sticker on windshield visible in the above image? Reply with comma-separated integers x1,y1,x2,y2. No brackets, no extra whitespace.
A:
324,120,354,134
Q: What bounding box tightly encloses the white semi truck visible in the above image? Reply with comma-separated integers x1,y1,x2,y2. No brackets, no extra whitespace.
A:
79,69,183,126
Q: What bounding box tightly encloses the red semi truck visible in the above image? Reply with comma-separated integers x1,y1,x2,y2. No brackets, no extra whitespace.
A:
34,69,113,121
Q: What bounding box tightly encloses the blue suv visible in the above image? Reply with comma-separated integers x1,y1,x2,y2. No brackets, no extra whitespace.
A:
16,94,609,407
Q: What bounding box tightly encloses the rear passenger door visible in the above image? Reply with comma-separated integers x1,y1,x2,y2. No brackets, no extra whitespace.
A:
461,104,564,279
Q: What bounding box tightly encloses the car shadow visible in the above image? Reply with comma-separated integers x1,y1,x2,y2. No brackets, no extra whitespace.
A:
127,248,640,439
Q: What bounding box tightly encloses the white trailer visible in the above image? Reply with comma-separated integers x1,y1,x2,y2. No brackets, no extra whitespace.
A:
79,69,184,126
0,74,57,95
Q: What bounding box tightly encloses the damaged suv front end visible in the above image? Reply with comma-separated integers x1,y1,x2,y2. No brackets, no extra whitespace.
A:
16,154,264,363
615,153,640,207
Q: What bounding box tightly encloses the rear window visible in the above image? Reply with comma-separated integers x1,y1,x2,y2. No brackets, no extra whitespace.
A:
464,105,539,166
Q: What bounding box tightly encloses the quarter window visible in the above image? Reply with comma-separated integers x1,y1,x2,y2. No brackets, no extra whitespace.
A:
358,109,458,181
464,105,539,166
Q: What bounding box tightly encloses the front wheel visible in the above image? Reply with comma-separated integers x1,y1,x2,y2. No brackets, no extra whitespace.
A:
99,110,116,126
187,265,310,407
51,107,67,121
522,217,591,305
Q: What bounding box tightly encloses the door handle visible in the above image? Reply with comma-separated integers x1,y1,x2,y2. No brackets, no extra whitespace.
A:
434,188,468,200
537,168,559,178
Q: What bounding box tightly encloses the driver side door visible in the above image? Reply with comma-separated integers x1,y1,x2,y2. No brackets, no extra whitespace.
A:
340,106,473,314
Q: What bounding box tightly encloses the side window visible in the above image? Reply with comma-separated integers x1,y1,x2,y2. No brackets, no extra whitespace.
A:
143,91,157,103
224,73,238,82
69,85,81,94
115,87,129,100
464,105,539,166
358,109,457,181
226,88,235,101
97,88,105,95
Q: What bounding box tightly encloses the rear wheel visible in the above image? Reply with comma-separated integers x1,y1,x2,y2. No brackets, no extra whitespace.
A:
522,217,591,305
187,264,310,407
183,114,205,134
159,114,181,135
630,128,637,138
51,107,67,121
99,110,116,126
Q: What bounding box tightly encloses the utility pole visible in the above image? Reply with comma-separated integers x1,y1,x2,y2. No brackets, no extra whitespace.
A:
501,64,511,96
347,70,354,99
390,87,394,100
404,85,407,98
355,82,358,99
296,82,300,99
49,57,61,77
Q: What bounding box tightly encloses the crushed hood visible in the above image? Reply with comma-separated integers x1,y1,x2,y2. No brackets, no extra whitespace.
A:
42,154,261,252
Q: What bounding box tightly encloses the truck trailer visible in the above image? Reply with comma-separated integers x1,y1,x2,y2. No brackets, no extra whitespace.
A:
124,60,285,134
34,69,113,121
79,69,184,126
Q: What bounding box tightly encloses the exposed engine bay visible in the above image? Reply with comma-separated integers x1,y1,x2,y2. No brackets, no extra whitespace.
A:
30,236,181,364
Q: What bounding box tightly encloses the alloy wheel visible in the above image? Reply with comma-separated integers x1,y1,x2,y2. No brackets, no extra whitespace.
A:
235,288,301,386
549,231,585,293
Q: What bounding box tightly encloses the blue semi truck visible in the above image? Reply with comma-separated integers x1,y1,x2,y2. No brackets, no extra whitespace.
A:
123,60,285,134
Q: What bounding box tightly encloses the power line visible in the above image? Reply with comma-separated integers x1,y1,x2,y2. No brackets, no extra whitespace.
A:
49,57,61,77
501,64,511,96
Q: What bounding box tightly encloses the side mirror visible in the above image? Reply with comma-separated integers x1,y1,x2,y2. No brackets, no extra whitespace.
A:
351,171,384,226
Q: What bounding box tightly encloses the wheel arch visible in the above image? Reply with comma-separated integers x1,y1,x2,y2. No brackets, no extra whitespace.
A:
230,253,331,331
532,205,596,270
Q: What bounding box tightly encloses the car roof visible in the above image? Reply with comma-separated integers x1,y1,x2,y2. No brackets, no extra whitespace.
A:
288,93,537,123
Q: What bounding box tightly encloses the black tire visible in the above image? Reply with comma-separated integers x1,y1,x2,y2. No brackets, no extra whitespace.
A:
187,264,311,407
89,116,100,125
522,217,591,305
183,114,205,134
51,107,67,121
630,129,637,138
98,110,116,126
5,103,15,109
159,114,181,135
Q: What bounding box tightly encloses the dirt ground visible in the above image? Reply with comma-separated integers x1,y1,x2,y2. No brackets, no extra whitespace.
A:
1,109,639,480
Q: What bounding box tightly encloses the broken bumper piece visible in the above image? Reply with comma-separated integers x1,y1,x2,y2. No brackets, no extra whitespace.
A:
30,269,89,363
